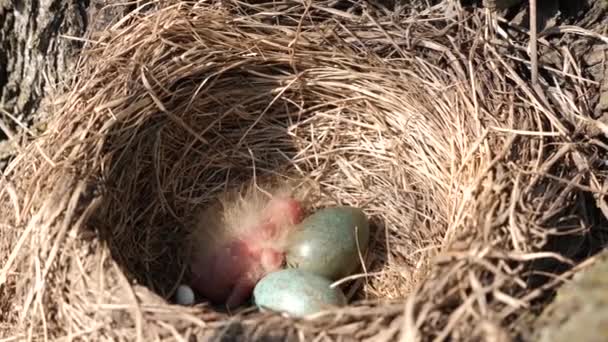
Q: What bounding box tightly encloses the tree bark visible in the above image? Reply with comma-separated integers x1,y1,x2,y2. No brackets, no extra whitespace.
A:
0,0,90,136
0,0,128,168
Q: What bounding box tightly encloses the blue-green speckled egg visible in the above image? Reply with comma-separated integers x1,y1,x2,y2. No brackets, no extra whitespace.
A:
253,269,347,317
286,206,370,280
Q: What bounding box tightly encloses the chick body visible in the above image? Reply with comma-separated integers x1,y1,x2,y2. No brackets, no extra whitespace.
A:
189,188,303,309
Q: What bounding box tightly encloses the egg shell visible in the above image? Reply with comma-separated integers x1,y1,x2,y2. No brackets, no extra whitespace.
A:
175,284,195,305
253,269,347,317
286,206,370,280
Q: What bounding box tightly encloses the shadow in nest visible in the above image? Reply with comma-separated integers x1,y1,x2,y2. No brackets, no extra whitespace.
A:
207,320,296,342
86,64,311,304
521,144,608,303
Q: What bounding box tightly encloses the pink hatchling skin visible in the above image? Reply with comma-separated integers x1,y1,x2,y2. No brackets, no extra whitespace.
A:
190,197,303,309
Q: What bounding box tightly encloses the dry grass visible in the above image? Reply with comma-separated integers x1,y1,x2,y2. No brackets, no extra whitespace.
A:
1,0,607,340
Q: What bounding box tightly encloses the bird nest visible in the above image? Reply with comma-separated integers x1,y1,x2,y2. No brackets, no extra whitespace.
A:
1,0,607,340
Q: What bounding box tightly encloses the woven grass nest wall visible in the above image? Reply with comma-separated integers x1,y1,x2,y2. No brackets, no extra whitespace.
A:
1,0,607,340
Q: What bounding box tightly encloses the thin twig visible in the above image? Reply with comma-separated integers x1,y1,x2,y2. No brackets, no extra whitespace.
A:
530,0,538,85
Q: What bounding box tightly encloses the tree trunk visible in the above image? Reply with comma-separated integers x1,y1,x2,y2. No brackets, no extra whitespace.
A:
0,0,127,167
0,0,89,133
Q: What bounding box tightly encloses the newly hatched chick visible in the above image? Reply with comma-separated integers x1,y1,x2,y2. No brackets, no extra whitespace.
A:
188,185,304,309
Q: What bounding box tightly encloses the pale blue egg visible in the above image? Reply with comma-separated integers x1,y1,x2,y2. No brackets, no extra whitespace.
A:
286,206,370,280
253,269,347,317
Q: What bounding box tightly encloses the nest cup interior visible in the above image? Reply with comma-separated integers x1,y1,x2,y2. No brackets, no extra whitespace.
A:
85,10,450,313
94,56,432,308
